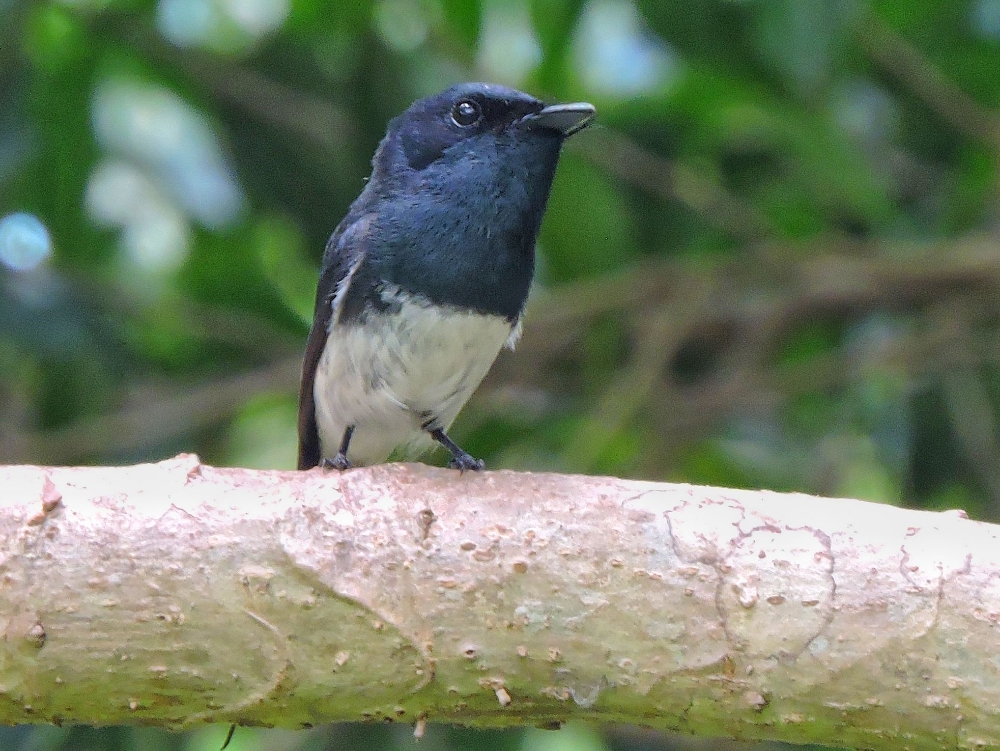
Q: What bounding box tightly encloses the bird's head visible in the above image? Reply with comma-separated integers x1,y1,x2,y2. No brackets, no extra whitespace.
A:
379,83,594,173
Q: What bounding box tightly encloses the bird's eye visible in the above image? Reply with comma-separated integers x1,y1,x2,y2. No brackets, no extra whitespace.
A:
451,99,482,127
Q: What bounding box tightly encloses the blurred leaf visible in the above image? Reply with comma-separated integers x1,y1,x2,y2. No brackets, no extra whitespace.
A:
635,0,756,75
255,213,315,325
522,723,608,751
441,0,481,47
226,392,298,469
674,439,767,490
182,227,303,331
589,422,643,475
785,392,840,440
752,0,862,96
23,4,89,72
942,144,997,233
121,301,206,368
288,0,371,34
873,0,1000,106
529,0,584,89
923,482,984,517
776,319,843,367
828,434,902,503
530,0,582,54
538,152,636,281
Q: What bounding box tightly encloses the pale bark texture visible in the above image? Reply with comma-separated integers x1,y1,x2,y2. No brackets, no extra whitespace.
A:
0,456,998,749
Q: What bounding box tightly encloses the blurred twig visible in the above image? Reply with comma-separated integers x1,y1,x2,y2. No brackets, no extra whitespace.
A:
571,129,771,241
98,16,357,154
483,234,1000,473
561,300,702,472
17,236,1000,474
504,234,1000,375
174,53,358,155
935,306,1000,517
67,273,303,359
859,15,1000,148
0,357,301,465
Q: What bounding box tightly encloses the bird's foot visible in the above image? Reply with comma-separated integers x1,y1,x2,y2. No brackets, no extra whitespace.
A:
447,452,485,472
320,426,356,470
429,427,484,472
321,453,352,471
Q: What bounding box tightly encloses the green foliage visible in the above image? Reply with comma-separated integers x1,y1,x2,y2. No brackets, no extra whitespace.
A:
3,0,1000,747
539,155,636,281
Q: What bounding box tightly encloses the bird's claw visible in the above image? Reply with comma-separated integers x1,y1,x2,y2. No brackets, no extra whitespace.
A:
321,453,352,471
448,453,485,472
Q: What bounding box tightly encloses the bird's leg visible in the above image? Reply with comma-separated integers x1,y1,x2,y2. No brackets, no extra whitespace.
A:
220,724,237,750
429,428,485,471
321,425,355,470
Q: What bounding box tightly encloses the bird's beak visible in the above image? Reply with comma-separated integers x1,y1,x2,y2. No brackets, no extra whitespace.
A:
521,103,596,137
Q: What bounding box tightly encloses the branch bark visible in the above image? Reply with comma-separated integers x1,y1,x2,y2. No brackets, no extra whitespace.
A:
1,457,998,749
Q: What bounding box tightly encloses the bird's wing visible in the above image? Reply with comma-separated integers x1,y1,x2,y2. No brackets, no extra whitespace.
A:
297,213,375,469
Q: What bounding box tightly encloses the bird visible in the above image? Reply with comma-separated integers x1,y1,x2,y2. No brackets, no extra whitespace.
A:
297,82,595,471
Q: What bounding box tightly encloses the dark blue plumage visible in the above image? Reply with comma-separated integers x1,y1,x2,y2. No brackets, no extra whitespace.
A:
298,83,594,471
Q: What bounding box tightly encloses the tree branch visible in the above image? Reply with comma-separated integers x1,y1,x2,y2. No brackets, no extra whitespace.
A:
1,458,998,749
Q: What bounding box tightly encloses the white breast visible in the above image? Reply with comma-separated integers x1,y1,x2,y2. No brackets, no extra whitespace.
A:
312,293,518,466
